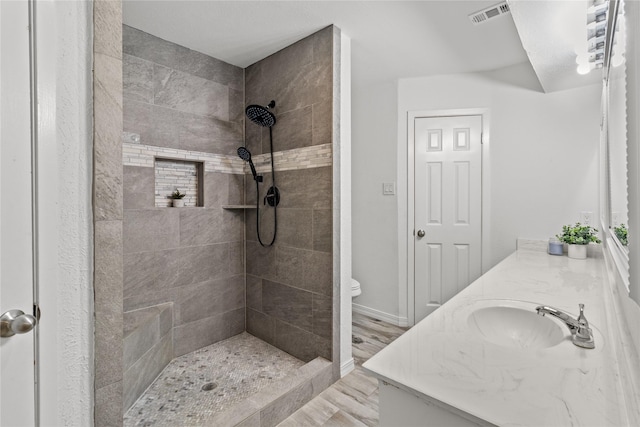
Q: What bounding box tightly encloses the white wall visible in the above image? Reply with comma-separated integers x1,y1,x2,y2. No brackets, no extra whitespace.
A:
352,62,602,323
37,1,93,425
351,81,401,323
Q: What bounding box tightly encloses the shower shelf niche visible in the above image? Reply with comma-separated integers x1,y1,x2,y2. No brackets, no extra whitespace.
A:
155,158,204,208
222,205,257,209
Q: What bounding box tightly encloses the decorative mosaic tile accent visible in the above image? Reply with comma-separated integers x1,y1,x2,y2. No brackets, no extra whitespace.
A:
123,142,245,174
155,159,199,207
123,333,304,426
123,140,333,175
253,143,332,173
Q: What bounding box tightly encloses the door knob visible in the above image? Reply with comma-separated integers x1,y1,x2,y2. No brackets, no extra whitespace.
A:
1,309,37,338
417,230,426,238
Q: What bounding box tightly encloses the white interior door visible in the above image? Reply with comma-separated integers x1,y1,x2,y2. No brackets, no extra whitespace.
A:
1,0,38,425
414,115,482,322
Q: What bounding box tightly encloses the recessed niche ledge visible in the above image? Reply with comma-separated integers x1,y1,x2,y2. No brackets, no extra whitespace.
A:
222,205,258,209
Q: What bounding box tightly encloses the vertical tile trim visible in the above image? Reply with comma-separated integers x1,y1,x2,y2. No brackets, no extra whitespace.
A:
331,24,342,381
94,0,124,425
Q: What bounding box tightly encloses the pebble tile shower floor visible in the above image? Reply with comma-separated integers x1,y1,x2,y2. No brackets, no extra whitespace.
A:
124,332,304,426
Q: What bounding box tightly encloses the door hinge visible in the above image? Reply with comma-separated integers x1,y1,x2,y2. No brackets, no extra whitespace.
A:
481,132,484,144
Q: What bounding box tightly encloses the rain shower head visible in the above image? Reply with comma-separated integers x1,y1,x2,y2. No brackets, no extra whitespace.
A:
246,101,276,127
237,146,260,182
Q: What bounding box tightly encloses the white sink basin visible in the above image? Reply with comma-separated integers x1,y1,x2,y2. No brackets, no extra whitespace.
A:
467,306,567,350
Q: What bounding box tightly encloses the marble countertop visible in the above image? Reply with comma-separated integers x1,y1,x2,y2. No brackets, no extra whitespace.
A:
363,249,631,426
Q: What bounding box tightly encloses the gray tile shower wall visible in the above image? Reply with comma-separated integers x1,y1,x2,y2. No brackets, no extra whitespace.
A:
244,26,334,363
122,25,246,365
244,27,333,156
123,25,243,155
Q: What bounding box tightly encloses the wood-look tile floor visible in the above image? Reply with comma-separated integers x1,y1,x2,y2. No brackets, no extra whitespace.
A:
278,313,408,427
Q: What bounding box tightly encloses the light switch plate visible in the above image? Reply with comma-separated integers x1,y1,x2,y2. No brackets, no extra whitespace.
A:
383,182,395,195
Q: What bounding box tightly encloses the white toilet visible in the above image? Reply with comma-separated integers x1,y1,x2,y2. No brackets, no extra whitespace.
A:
351,278,361,297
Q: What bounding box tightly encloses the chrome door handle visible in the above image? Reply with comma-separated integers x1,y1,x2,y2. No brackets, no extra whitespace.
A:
417,230,426,238
1,309,37,338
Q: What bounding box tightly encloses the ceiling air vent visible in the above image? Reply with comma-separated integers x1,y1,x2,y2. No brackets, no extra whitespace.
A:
469,2,511,25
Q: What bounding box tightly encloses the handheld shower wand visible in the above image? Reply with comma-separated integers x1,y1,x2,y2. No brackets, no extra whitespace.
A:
237,147,262,182
241,100,279,247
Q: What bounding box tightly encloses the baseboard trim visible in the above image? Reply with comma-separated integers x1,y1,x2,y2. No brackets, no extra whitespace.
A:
352,303,409,327
340,358,355,377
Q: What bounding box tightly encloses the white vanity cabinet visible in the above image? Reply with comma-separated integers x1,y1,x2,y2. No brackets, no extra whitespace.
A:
378,381,490,427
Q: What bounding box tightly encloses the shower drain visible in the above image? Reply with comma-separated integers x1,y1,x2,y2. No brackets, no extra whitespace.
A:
201,382,218,391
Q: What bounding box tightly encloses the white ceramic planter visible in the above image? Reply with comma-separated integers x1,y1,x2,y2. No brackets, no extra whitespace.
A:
172,199,185,207
568,244,587,259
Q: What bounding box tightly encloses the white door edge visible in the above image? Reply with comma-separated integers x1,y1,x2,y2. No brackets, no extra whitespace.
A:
406,108,491,326
1,0,38,424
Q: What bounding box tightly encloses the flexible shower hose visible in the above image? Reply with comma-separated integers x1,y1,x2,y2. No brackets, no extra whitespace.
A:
256,126,277,247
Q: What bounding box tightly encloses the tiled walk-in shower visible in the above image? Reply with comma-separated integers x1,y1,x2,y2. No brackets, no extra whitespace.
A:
99,16,341,426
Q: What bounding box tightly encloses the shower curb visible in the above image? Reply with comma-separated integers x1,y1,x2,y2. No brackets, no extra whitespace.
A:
205,357,333,426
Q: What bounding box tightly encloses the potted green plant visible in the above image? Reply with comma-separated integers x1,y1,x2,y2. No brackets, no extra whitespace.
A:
170,189,186,207
614,224,628,246
556,222,601,259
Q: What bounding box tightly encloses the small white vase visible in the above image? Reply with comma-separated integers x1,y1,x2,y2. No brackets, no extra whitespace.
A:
172,199,185,207
568,244,587,259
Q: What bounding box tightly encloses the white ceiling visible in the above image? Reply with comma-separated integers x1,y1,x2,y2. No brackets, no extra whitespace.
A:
509,0,602,92
123,0,600,92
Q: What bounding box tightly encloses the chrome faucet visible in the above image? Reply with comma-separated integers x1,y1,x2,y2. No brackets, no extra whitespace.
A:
535,303,595,349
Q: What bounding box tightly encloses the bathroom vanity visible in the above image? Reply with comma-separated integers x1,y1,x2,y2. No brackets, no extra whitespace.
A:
364,244,638,426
